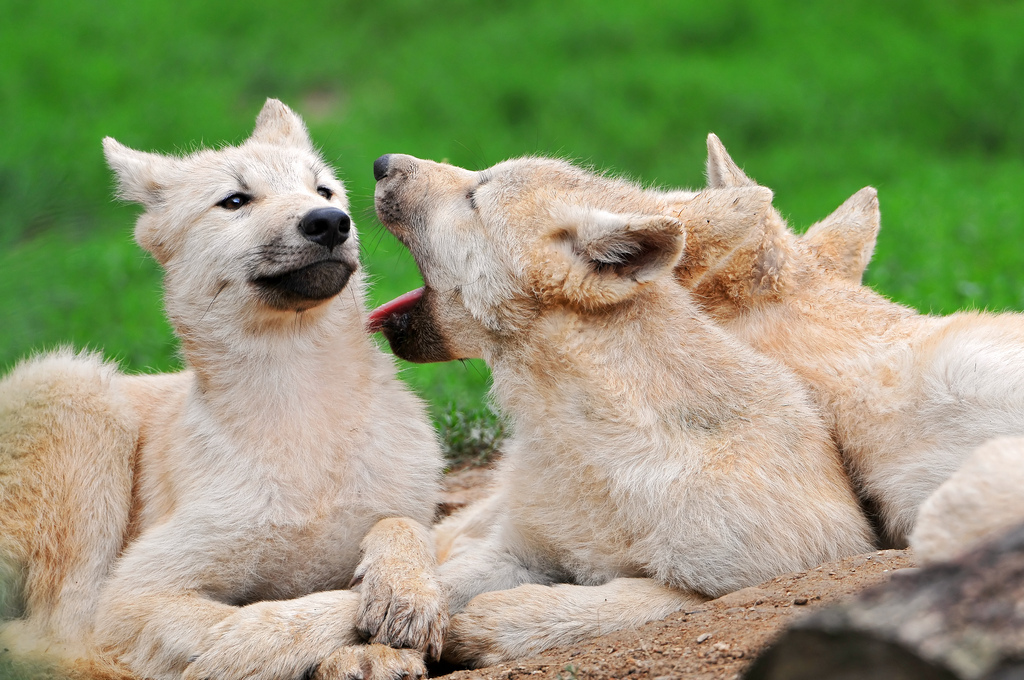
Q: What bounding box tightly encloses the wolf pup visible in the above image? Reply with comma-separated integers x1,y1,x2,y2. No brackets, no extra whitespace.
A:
369,153,873,665
0,100,444,680
683,134,1024,549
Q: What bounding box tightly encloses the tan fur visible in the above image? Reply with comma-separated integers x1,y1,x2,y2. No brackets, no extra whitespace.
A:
0,101,444,680
690,134,1024,546
372,154,873,665
802,186,880,283
444,579,692,667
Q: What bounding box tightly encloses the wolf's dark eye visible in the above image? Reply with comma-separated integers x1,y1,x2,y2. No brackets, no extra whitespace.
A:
317,186,334,200
217,193,251,211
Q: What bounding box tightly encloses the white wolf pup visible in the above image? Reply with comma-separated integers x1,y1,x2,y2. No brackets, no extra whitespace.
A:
369,153,873,665
686,134,1024,549
0,100,445,680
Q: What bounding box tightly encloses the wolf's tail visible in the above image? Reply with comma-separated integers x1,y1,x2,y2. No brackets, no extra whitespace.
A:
0,349,139,675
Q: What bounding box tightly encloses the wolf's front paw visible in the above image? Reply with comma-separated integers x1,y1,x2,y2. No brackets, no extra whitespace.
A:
353,559,448,660
315,644,426,680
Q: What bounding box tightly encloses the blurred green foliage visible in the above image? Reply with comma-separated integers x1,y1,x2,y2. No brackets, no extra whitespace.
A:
2,0,1023,420
436,401,507,466
0,655,67,680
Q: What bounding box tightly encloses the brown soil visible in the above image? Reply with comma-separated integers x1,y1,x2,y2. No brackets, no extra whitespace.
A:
433,465,916,680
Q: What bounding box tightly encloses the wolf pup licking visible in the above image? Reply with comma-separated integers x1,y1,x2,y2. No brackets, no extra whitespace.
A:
370,153,873,665
0,100,444,680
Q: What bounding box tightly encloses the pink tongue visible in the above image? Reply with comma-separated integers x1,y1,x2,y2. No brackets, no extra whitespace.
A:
366,287,424,333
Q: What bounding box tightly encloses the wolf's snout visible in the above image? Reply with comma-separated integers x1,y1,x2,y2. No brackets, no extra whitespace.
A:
299,207,351,249
373,154,393,181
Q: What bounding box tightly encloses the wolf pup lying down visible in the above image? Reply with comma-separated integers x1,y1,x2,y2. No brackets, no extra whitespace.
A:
684,135,1024,551
369,153,873,665
0,100,444,680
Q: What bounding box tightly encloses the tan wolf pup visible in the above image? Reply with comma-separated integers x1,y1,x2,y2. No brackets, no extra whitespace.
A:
683,134,1024,551
0,100,445,680
369,153,873,665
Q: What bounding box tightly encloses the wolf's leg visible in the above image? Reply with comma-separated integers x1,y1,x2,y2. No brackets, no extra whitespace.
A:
95,586,235,678
92,522,296,678
96,520,430,680
436,533,552,614
101,584,422,680
351,517,447,658
180,590,373,680
911,436,1024,564
445,578,704,667
434,491,504,564
0,351,138,659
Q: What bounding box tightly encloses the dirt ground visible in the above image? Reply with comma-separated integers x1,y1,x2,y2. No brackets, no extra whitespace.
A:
433,465,916,680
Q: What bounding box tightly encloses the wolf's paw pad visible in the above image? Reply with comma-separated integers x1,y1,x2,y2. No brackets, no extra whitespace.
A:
314,644,426,680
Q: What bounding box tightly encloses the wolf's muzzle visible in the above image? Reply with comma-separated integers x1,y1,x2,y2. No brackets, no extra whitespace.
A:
252,258,355,311
376,288,456,363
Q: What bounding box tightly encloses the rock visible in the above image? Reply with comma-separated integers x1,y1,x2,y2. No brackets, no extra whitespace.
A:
714,586,772,608
744,523,1024,680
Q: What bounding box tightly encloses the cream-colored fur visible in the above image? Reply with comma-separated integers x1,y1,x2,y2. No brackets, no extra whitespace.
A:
371,154,873,665
688,134,1024,547
910,436,1024,564
0,100,445,680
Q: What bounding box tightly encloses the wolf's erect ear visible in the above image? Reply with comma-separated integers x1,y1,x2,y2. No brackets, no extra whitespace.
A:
547,208,685,307
103,137,174,208
250,98,314,151
706,133,756,189
672,186,775,287
103,138,182,262
802,187,880,282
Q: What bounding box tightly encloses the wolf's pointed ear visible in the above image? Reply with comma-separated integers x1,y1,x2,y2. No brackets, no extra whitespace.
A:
250,98,313,151
547,208,685,307
706,133,756,189
672,186,774,286
802,187,879,282
103,137,174,208
103,138,181,262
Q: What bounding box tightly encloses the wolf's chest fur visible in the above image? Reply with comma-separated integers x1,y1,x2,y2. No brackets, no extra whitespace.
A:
123,369,396,593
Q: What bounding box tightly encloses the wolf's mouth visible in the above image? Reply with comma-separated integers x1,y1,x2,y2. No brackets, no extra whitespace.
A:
367,286,453,363
251,259,355,310
367,287,424,333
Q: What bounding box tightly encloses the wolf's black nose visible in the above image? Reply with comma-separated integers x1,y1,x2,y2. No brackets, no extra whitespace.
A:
373,155,392,181
298,207,351,249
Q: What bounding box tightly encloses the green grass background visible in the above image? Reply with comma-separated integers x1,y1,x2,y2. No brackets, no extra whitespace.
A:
2,0,1024,420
